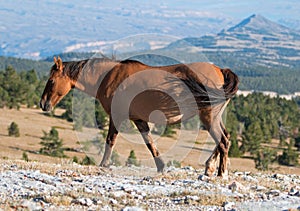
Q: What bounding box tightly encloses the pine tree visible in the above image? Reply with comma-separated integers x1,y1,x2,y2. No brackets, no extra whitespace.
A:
22,152,29,162
8,122,20,137
40,127,65,158
240,120,263,154
126,150,140,166
81,155,96,165
278,138,299,166
254,147,277,170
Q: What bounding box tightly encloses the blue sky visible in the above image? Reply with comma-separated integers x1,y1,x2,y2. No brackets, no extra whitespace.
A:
166,0,300,21
1,0,300,58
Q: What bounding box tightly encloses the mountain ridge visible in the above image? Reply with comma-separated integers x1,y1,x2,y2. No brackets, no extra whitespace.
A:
176,14,300,70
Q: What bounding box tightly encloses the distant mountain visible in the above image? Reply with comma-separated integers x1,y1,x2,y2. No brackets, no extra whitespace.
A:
0,0,233,60
278,18,300,31
162,14,300,93
174,14,300,70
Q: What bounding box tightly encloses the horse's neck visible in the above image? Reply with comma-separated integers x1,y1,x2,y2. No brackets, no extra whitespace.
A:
74,60,119,97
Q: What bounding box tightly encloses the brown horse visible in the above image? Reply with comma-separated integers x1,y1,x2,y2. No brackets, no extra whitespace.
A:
40,56,238,177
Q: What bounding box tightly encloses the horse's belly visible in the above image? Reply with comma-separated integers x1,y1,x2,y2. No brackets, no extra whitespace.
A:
129,90,196,124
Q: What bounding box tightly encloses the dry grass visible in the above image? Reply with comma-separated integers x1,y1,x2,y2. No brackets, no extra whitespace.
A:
0,107,300,175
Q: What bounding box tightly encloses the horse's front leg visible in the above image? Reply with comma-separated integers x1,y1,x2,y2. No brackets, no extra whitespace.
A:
133,120,165,173
100,117,118,167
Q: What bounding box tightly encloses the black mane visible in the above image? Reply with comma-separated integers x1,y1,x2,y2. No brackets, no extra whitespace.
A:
63,60,89,81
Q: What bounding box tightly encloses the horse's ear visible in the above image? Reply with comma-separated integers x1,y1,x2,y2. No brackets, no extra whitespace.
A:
54,56,58,65
53,56,63,72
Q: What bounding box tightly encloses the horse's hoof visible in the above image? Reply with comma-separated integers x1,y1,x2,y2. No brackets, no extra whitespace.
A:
204,166,216,177
99,163,109,168
154,157,165,173
217,170,229,180
198,174,210,181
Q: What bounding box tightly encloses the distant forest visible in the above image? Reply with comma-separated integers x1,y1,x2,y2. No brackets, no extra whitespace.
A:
0,63,299,169
1,53,299,94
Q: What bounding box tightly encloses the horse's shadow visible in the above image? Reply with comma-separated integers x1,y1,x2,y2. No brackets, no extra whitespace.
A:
0,133,9,137
179,144,214,153
9,146,39,154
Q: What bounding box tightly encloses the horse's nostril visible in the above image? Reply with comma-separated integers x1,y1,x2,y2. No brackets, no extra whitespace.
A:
45,103,51,111
40,99,51,111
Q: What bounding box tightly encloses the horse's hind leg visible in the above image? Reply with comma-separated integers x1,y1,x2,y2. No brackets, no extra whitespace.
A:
199,108,218,176
205,123,229,177
100,117,118,167
208,120,230,178
133,119,165,172
204,146,219,177
200,107,230,178
218,121,230,177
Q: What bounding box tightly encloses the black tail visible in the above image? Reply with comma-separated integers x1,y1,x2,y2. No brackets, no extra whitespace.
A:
220,68,239,100
179,68,239,108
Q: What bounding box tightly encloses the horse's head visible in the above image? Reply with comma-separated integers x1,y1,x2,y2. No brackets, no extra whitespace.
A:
40,57,74,111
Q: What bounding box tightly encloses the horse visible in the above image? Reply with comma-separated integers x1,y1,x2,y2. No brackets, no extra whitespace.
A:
40,56,239,177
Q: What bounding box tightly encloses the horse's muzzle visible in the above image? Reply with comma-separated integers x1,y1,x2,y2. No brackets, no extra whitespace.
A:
40,100,52,112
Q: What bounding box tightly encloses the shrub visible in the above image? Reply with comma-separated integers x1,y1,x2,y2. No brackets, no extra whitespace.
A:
72,156,79,163
81,155,96,165
8,122,20,137
167,160,181,168
39,127,66,158
126,150,140,167
111,150,121,166
22,152,29,162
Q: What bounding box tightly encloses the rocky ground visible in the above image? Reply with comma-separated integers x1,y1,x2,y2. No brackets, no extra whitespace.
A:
0,160,299,211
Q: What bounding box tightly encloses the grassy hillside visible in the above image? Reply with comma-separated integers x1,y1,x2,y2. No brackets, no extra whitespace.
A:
0,106,299,175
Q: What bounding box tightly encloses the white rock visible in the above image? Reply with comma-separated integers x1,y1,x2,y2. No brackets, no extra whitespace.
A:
268,189,281,196
198,174,210,182
223,201,235,210
113,191,126,198
122,206,144,211
84,187,93,193
228,181,245,192
110,198,118,205
74,198,94,206
242,175,258,183
21,200,42,210
288,187,299,196
256,185,267,191
183,166,194,171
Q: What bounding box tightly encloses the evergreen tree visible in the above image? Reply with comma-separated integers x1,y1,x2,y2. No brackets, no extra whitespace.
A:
22,152,29,162
253,147,277,170
126,150,140,166
81,155,96,165
8,122,20,137
240,120,263,154
278,138,299,166
40,127,65,158
72,156,79,164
